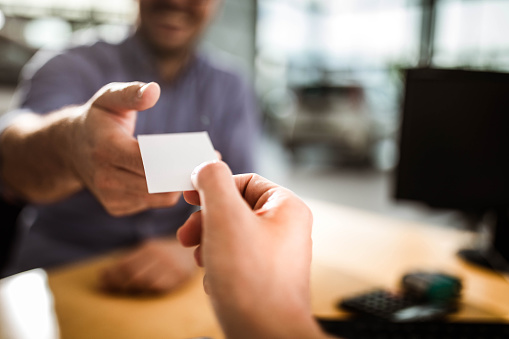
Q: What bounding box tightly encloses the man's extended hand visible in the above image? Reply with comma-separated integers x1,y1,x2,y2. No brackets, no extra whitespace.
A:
100,237,197,294
70,82,181,216
177,161,329,339
0,81,182,214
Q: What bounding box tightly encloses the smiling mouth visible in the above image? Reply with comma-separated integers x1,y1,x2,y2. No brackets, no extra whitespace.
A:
156,23,183,32
151,11,188,33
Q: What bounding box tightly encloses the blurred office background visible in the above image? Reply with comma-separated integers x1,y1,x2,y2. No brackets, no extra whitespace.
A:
1,0,508,228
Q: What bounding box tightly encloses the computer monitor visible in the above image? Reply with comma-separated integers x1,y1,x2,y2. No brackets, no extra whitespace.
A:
395,68,509,273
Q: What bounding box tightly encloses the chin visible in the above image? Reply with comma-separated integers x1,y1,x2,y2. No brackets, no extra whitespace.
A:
143,30,196,57
152,41,195,58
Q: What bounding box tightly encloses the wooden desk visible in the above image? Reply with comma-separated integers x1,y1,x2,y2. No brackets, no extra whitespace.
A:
2,199,509,339
44,256,221,339
307,200,509,321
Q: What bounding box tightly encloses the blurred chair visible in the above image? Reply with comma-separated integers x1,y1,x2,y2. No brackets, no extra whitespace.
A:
275,83,375,165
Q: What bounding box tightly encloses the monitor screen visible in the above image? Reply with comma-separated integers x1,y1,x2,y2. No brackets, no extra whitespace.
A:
395,68,509,210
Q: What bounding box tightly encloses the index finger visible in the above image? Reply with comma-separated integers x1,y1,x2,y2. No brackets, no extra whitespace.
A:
191,162,311,232
184,170,282,211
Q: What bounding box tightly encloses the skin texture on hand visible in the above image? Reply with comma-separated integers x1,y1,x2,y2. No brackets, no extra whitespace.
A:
0,106,86,202
69,82,181,216
0,82,182,216
100,237,197,295
177,161,332,339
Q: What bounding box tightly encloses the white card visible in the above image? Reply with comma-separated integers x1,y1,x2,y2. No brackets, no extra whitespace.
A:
138,132,218,193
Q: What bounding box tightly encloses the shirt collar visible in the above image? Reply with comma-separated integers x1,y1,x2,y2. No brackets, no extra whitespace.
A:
119,31,204,85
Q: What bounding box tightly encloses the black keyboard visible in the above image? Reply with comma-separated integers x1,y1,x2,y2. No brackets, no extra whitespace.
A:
317,318,509,339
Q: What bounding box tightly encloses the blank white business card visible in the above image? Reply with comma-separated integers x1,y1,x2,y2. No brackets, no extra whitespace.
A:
138,132,218,193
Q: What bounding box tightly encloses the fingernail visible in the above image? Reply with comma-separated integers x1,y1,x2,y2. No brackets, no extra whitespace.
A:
191,160,219,177
137,83,150,98
191,161,220,189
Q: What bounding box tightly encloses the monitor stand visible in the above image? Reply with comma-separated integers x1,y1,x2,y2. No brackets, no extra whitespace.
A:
457,209,509,274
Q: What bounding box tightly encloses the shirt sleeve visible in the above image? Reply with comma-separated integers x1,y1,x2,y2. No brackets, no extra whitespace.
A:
0,47,98,195
219,76,261,175
17,49,95,114
0,47,99,138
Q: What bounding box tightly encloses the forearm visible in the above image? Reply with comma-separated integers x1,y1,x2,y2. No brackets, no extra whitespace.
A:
212,286,332,339
0,107,84,203
216,303,331,339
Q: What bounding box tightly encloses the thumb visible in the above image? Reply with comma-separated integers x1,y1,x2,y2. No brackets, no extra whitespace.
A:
91,81,161,116
191,161,251,229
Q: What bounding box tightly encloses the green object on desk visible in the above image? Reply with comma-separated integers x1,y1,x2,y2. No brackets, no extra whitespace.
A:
401,271,462,304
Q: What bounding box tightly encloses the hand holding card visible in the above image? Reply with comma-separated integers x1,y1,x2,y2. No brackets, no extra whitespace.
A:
138,132,218,193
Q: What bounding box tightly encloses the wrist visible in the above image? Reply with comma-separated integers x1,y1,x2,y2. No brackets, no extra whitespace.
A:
222,311,325,339
1,109,84,202
214,294,326,339
63,106,86,182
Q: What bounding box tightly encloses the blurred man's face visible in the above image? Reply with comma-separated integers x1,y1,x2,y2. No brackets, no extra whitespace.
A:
138,0,219,56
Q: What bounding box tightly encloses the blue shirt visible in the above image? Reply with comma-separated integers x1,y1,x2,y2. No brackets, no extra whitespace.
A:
5,34,260,274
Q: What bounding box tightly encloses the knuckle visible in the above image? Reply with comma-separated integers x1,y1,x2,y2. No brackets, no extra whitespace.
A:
105,82,125,96
250,173,263,183
93,82,140,107
120,81,141,104
120,87,132,104
94,83,120,105
94,83,114,100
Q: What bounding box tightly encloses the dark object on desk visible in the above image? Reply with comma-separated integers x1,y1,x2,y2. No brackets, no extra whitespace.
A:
339,289,458,323
340,289,422,321
317,318,509,339
395,68,509,273
400,271,462,303
339,272,461,322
